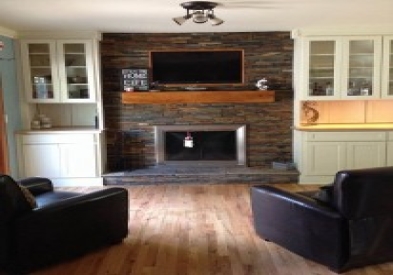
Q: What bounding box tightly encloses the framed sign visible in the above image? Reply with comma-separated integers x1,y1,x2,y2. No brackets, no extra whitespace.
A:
121,68,150,91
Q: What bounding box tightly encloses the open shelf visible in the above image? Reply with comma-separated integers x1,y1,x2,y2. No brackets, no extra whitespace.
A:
121,90,275,104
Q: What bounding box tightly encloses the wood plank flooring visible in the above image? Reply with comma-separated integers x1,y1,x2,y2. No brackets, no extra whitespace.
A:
32,184,393,275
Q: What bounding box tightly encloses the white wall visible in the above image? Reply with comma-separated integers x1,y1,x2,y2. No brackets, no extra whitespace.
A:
0,35,22,177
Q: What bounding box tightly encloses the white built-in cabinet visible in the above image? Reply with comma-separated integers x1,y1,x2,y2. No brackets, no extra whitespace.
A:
299,131,388,184
293,30,393,184
17,133,101,186
20,39,96,103
17,33,104,186
295,33,393,101
301,36,383,100
16,129,103,186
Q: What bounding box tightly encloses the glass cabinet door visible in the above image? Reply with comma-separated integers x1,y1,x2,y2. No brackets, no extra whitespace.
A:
303,36,382,100
388,40,393,96
25,42,58,100
58,41,95,102
382,37,393,97
308,40,337,97
22,39,96,103
346,40,374,96
342,37,381,99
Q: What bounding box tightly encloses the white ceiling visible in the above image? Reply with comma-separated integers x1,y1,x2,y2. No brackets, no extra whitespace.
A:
0,0,392,34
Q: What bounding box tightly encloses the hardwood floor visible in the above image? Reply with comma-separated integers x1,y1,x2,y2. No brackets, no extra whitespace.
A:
32,184,393,275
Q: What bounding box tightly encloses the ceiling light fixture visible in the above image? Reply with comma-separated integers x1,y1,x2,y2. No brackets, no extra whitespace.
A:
173,1,224,26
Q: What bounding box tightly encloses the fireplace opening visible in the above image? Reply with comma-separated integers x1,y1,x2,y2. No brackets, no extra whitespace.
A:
165,131,236,161
154,124,246,166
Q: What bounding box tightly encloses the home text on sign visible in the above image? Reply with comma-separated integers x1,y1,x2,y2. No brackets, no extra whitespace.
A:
121,68,150,91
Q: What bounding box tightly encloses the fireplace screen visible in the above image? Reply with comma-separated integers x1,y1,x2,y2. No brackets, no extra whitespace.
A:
154,124,246,166
165,131,236,161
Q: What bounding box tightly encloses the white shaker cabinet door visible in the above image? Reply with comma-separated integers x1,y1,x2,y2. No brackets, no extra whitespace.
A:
346,142,386,169
60,143,97,177
304,141,346,176
23,144,61,178
388,142,393,166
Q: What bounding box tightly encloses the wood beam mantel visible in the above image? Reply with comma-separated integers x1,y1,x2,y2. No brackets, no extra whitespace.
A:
121,90,275,104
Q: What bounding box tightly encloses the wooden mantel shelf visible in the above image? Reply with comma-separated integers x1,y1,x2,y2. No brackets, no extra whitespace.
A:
121,90,275,104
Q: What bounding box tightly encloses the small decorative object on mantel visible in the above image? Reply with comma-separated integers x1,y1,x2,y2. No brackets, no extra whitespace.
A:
121,68,150,91
149,81,160,91
256,78,268,90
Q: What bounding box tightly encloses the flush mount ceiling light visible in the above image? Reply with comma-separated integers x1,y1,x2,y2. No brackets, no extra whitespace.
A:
173,1,224,26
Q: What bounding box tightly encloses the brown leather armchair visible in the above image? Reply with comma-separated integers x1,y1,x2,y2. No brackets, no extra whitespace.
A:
0,174,129,274
251,166,393,273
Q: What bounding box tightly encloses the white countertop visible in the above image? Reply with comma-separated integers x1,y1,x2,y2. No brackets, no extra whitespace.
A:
16,127,102,134
295,123,393,131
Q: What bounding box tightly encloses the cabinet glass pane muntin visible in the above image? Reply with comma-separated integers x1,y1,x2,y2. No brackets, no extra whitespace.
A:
310,41,335,54
64,44,85,54
28,44,49,54
32,75,53,99
347,40,374,97
309,41,335,96
349,54,374,67
349,40,374,54
28,54,50,67
63,43,90,99
310,55,335,67
65,54,86,66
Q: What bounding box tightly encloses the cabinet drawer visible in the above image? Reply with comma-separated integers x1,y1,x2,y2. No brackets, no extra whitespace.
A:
388,132,393,141
305,131,386,142
22,134,95,144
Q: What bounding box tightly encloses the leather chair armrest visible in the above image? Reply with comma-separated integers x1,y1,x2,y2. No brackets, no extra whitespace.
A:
251,185,348,272
17,177,53,196
10,187,129,273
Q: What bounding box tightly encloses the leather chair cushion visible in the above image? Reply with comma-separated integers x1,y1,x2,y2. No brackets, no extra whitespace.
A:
18,177,53,196
333,167,393,218
35,191,82,208
18,185,37,208
0,175,32,221
312,184,334,207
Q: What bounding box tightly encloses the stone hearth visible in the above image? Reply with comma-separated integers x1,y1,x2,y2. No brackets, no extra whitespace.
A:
103,166,298,185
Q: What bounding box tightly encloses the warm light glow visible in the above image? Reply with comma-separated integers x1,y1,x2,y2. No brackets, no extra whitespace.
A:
299,100,393,124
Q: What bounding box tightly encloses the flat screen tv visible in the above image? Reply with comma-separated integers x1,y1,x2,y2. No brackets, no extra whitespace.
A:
149,50,244,86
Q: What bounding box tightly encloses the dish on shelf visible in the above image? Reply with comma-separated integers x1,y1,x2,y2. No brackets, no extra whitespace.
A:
68,76,87,83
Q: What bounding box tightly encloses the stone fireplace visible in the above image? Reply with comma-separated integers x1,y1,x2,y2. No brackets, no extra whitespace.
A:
154,124,246,166
101,32,295,178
